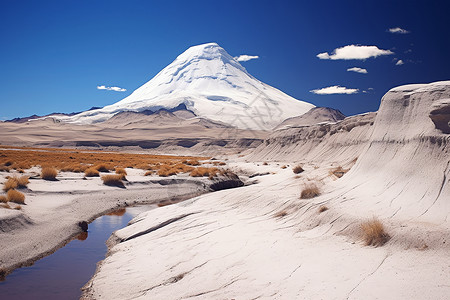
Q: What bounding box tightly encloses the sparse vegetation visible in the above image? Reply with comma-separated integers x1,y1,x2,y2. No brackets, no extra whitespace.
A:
6,189,25,204
274,210,288,218
318,205,328,213
263,162,268,166
84,167,100,177
331,166,348,178
115,168,127,176
0,195,7,203
101,174,125,187
144,171,153,176
3,176,29,192
0,203,11,209
95,164,110,172
360,218,390,247
300,183,320,199
3,178,18,192
293,165,304,174
41,167,58,180
281,165,287,169
190,167,219,178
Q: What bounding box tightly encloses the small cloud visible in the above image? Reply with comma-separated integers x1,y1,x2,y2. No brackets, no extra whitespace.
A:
347,67,368,74
317,45,394,60
388,27,410,34
395,59,404,65
97,85,127,92
234,55,259,62
310,85,359,95
368,87,374,90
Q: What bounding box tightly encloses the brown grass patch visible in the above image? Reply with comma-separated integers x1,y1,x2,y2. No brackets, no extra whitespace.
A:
84,167,100,177
144,171,153,176
115,168,127,176
361,218,390,247
95,164,111,172
274,210,288,218
0,195,7,203
185,160,200,166
3,176,29,191
189,167,219,177
3,178,18,191
7,189,25,204
0,146,207,173
318,205,328,213
331,166,348,178
101,174,125,187
300,184,320,199
41,167,58,180
293,165,304,174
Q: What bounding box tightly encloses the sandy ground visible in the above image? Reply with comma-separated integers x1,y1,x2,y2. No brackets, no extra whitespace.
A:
0,167,213,279
82,160,450,299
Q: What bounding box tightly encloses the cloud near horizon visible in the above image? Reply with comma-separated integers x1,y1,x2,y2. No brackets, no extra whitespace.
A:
234,55,259,62
317,45,394,60
347,67,368,74
97,85,127,92
388,27,410,34
310,85,359,95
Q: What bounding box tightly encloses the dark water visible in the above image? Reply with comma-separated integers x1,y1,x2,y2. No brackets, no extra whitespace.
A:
0,205,155,300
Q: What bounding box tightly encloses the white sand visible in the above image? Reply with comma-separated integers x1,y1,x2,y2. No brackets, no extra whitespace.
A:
82,81,450,299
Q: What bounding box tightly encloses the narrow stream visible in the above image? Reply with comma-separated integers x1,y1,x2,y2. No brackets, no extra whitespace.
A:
0,205,155,300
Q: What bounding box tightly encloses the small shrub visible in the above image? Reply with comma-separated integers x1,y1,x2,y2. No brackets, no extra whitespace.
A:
41,167,58,180
0,195,7,203
7,189,25,204
300,184,320,199
84,168,100,177
16,176,29,188
186,160,200,166
281,165,287,169
0,165,10,172
331,166,347,178
3,178,18,192
95,164,110,172
101,174,125,187
144,171,153,176
115,168,127,176
263,162,268,166
293,165,304,174
361,218,390,247
274,210,288,218
14,205,22,210
318,205,328,213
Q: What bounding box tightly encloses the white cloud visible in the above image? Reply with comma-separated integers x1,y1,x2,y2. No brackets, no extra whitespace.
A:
347,67,368,74
310,85,359,95
395,59,404,65
97,85,127,92
317,45,394,60
234,55,259,62
388,27,410,34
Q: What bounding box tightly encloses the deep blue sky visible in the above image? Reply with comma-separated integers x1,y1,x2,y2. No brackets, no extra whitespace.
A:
1,0,449,119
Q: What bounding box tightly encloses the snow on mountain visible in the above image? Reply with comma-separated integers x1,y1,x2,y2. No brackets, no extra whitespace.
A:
64,43,315,130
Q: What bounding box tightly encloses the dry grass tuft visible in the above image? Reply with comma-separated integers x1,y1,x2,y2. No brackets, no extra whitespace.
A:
318,205,328,213
274,210,288,218
190,167,219,178
95,164,110,172
144,171,153,176
185,160,200,166
3,178,18,191
331,166,348,178
293,165,304,174
263,162,268,166
41,167,58,180
115,168,127,176
7,189,25,204
16,176,29,188
101,174,125,187
84,167,100,177
300,184,320,199
0,195,7,203
281,165,287,169
360,218,390,247
0,165,10,172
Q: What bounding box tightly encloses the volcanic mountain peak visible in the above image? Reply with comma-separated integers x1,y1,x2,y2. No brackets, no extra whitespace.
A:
64,43,315,130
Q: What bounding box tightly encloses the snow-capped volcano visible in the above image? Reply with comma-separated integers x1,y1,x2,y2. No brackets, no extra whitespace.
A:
65,42,314,130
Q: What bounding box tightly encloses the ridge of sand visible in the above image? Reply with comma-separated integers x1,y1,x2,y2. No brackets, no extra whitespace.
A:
82,81,450,299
